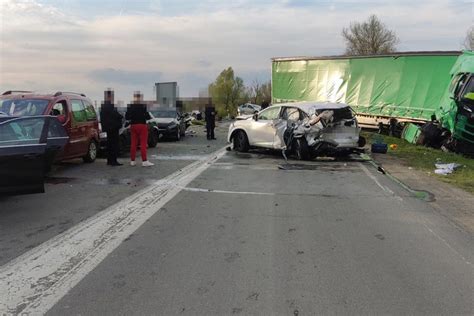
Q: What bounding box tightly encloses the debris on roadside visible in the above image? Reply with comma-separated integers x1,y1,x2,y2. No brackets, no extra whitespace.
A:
370,135,388,153
434,163,462,175
371,142,388,153
185,130,197,137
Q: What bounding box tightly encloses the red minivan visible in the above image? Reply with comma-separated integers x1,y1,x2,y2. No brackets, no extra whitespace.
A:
0,91,100,162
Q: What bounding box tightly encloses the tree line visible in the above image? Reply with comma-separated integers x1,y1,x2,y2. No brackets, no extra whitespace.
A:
209,15,473,118
208,67,271,118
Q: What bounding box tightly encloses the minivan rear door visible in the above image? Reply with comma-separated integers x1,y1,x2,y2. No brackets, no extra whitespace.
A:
69,99,90,156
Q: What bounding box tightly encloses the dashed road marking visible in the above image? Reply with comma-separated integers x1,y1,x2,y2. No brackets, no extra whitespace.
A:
0,147,228,315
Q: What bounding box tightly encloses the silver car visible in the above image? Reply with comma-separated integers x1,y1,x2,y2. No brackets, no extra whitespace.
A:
228,101,365,159
237,103,261,116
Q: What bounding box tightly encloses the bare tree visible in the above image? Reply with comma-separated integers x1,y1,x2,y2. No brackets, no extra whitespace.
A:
250,79,262,104
462,27,474,50
342,14,399,55
260,81,271,103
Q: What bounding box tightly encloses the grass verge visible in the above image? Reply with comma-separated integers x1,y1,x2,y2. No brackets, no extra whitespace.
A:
361,131,474,194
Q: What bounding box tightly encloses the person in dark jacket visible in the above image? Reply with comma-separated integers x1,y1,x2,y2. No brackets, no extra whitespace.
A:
125,91,153,167
100,89,123,166
205,105,216,140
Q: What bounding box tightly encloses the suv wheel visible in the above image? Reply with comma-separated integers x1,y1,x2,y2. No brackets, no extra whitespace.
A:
233,130,249,152
148,130,158,148
83,140,98,163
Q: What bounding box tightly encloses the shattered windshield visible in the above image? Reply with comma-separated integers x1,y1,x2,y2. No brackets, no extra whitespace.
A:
151,110,176,118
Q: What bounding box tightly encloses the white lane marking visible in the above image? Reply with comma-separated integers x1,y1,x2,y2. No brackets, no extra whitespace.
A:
149,154,208,161
361,163,471,267
359,162,395,195
422,223,473,267
0,147,228,315
181,186,275,196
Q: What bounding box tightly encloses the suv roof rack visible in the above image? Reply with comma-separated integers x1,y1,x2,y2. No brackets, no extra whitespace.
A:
2,90,33,95
54,91,86,97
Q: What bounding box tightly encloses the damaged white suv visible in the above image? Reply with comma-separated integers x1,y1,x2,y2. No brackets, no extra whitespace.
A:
227,101,366,160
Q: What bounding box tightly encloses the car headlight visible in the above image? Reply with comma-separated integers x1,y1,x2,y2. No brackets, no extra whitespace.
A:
168,123,177,129
100,132,107,139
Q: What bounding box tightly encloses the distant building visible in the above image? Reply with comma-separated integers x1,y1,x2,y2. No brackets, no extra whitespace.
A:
155,82,179,108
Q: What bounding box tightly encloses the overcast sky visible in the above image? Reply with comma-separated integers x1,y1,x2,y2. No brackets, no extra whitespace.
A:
0,0,472,103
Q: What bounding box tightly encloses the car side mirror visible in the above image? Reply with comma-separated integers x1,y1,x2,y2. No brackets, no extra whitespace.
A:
253,113,258,121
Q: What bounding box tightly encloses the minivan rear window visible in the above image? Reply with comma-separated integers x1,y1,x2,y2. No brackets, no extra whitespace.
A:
82,100,97,121
71,100,87,122
0,99,49,116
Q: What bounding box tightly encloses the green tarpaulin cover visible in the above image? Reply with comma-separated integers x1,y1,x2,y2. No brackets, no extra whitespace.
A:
272,54,459,121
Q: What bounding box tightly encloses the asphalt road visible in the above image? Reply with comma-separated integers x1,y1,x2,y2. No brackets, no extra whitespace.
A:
1,122,473,315
0,123,227,266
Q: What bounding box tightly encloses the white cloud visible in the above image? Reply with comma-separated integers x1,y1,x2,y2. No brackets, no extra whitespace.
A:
0,0,471,102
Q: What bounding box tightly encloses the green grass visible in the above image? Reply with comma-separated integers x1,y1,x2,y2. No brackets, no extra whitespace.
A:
362,131,474,194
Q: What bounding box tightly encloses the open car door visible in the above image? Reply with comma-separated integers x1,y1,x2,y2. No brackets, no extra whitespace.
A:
0,116,67,195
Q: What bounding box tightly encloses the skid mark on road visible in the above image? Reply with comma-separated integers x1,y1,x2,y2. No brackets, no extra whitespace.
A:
0,147,228,315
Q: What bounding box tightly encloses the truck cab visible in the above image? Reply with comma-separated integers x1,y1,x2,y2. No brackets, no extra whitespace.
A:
438,52,474,154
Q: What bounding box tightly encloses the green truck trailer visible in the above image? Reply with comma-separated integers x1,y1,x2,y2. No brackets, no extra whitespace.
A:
272,51,474,154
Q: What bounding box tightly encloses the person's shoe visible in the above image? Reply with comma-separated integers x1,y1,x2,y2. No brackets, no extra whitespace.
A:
110,162,123,166
142,161,154,167
211,137,217,140
130,161,136,166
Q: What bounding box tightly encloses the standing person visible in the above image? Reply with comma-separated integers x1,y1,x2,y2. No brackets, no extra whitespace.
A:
125,91,154,167
205,105,216,140
100,89,123,166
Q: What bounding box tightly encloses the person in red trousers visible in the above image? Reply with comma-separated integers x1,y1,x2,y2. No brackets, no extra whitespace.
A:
125,92,154,167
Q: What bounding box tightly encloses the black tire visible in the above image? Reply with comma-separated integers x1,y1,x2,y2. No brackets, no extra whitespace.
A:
358,136,367,147
377,122,384,134
294,138,310,160
233,130,249,152
420,122,442,148
83,140,98,163
148,130,158,148
333,150,352,158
